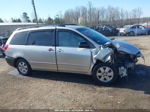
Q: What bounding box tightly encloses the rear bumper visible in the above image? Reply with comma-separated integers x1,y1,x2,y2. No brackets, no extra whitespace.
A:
5,56,15,67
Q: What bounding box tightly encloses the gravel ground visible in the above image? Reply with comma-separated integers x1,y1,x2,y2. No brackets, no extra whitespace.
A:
0,36,150,109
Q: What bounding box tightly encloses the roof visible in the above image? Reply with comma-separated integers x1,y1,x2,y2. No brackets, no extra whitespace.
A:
15,25,86,32
65,25,86,29
40,24,85,29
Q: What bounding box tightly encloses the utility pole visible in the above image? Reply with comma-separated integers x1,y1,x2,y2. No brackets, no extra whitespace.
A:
32,0,38,25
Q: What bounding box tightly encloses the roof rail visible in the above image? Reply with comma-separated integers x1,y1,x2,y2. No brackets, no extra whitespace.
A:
15,25,44,31
49,24,66,27
15,24,78,31
48,24,77,27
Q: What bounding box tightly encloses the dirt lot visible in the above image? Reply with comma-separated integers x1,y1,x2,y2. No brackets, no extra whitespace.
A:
0,36,150,110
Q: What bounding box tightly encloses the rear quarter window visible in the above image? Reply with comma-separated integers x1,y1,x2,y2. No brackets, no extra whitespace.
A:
10,31,28,45
27,30,55,46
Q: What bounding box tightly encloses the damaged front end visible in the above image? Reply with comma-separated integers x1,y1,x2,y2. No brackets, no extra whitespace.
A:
92,39,144,78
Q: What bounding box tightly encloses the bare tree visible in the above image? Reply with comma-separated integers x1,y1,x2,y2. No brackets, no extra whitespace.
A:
87,1,93,25
79,6,88,25
60,2,144,26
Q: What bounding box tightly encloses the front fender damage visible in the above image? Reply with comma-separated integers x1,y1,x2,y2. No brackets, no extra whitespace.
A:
90,45,144,78
90,46,114,74
93,46,113,63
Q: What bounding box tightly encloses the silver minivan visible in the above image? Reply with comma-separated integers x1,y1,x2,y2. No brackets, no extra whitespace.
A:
4,25,144,85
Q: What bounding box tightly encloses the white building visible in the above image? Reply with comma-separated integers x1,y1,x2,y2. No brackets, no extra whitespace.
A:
0,23,38,37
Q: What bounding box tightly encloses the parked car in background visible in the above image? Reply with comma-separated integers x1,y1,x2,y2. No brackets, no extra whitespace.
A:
0,36,8,56
4,25,144,85
145,26,150,35
118,25,131,36
145,26,150,28
94,25,119,36
0,46,3,56
125,25,148,36
0,36,8,46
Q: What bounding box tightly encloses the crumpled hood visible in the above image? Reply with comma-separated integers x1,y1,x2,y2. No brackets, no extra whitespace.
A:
111,39,140,55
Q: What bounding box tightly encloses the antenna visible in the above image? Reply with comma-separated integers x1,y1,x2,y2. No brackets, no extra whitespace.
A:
32,0,38,25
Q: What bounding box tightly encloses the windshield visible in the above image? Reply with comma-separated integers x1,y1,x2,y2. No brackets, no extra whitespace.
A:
77,27,110,45
124,25,131,28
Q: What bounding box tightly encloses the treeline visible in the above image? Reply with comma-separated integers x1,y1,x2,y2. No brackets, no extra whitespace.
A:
0,2,150,27
0,12,63,25
62,2,149,26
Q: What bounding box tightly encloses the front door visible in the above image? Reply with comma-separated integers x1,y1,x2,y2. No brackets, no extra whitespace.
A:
56,29,92,73
138,25,146,35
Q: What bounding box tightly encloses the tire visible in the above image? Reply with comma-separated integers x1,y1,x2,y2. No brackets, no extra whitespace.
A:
16,59,32,76
92,63,119,85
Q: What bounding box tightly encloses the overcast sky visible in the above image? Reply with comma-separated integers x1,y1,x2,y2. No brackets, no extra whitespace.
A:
0,0,149,20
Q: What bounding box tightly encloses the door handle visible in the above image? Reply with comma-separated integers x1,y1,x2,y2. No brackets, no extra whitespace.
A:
48,48,54,52
58,49,64,53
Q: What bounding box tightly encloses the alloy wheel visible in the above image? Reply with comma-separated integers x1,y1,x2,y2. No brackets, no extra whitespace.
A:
96,66,114,83
18,61,28,74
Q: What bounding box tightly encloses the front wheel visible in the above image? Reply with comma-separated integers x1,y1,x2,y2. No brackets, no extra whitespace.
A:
16,59,32,76
92,63,118,85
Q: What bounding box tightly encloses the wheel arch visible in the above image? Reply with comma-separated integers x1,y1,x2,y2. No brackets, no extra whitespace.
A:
91,59,104,73
91,60,119,85
14,57,31,68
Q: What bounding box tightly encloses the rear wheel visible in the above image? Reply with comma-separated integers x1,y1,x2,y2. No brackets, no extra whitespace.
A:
92,63,118,85
16,59,32,76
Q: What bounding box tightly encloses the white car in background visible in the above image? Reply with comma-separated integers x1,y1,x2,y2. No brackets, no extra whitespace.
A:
118,25,131,36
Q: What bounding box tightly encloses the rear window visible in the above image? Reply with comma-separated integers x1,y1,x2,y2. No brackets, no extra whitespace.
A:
27,30,55,46
10,31,28,45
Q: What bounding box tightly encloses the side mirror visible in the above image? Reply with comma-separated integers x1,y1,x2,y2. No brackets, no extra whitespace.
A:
79,42,90,48
104,42,112,47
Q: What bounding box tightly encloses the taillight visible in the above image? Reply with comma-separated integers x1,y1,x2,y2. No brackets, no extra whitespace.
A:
3,45,9,50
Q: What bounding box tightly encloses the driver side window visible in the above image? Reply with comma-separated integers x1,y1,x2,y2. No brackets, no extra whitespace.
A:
131,26,136,29
58,30,87,47
139,25,144,29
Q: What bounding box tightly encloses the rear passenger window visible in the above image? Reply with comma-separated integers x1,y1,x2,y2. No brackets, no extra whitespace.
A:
28,30,54,46
10,31,28,45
